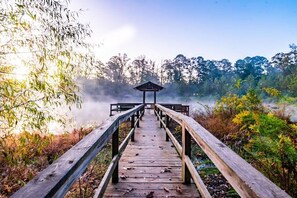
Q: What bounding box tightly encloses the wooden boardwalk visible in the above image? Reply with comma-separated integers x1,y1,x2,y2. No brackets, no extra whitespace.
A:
104,110,200,197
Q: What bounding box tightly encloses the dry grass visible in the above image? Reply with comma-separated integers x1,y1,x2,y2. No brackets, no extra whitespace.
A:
0,122,131,197
192,107,241,145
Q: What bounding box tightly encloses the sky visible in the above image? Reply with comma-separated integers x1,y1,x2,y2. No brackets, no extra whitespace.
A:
69,0,297,64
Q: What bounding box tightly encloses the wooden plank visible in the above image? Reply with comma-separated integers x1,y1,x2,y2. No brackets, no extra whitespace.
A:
104,189,199,197
105,182,197,190
105,183,199,197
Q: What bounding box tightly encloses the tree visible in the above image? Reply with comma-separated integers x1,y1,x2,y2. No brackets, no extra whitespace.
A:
129,56,158,84
105,53,129,84
0,0,93,133
235,56,269,82
272,45,297,96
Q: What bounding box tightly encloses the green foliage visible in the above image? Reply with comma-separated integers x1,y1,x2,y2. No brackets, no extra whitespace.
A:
213,89,297,196
215,89,263,119
0,0,95,133
263,87,281,98
243,113,297,194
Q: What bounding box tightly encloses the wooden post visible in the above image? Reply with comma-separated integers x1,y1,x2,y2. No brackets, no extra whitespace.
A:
143,91,146,104
157,108,159,120
131,114,135,141
136,110,140,127
165,115,169,141
112,127,119,183
154,91,156,104
160,111,163,128
182,122,191,184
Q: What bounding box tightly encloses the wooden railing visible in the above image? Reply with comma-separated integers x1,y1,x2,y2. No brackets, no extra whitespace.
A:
12,104,145,198
155,104,290,198
110,102,189,116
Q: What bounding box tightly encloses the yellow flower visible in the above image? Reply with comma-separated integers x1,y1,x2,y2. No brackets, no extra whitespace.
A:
267,112,274,118
233,110,251,124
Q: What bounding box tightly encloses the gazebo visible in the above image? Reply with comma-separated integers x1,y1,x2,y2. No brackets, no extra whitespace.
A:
134,81,164,104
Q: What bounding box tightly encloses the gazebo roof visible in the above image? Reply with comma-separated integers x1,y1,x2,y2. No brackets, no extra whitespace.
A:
134,81,164,92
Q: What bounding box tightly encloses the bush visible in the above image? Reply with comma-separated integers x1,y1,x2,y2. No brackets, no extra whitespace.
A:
194,89,297,197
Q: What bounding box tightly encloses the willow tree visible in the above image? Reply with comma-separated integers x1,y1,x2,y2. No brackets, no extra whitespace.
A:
0,0,95,133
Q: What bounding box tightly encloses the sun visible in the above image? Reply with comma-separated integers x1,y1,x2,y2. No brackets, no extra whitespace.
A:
12,64,30,81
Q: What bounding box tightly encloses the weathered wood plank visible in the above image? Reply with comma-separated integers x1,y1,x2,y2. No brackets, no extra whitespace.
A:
104,189,199,197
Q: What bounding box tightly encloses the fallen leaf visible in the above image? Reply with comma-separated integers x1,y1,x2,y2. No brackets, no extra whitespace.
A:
146,191,154,198
120,173,127,180
135,153,139,156
161,168,171,173
123,188,134,195
123,167,134,170
163,187,170,192
128,160,134,163
176,186,183,194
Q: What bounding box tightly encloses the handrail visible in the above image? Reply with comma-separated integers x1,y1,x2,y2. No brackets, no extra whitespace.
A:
12,104,145,198
155,104,290,198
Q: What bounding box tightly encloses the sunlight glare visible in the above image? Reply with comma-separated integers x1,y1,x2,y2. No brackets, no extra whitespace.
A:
13,65,30,81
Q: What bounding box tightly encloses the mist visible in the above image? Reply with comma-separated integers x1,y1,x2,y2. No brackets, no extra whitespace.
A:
50,77,296,134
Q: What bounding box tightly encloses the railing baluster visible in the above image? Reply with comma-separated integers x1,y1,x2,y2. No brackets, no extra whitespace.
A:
160,110,163,128
112,126,119,183
165,114,169,141
131,114,135,141
182,122,191,184
136,110,140,127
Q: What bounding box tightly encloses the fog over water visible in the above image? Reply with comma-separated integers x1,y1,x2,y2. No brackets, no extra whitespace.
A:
50,90,296,134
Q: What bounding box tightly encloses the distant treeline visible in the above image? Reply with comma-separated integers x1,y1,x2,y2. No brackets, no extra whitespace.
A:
83,45,297,100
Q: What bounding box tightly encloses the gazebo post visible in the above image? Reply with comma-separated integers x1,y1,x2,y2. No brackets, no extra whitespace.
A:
143,91,146,104
154,91,156,104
